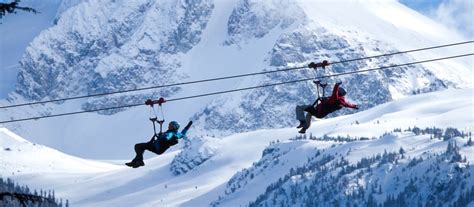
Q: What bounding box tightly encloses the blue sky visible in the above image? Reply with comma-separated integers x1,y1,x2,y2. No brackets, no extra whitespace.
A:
400,0,473,38
400,0,445,12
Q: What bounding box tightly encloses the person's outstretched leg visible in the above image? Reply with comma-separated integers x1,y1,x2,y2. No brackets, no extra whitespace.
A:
296,105,310,128
299,113,313,134
305,112,312,128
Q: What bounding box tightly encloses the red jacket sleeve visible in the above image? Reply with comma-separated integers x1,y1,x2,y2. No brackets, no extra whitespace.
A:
338,97,357,108
326,83,357,109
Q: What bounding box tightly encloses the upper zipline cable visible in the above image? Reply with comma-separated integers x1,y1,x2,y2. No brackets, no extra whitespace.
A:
0,40,472,109
1,53,472,124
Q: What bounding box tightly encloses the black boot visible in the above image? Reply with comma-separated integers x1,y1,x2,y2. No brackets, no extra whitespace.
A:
296,120,306,129
298,128,307,134
132,160,145,168
125,160,137,167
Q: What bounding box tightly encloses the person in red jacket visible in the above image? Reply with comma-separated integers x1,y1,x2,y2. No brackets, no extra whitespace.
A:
295,82,359,134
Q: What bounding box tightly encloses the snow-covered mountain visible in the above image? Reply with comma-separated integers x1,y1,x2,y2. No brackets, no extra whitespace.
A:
1,0,473,159
0,127,119,176
1,88,473,206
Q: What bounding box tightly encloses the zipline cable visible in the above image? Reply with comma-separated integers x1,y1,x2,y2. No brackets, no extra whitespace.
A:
1,53,472,124
166,53,473,102
330,41,473,64
1,40,472,109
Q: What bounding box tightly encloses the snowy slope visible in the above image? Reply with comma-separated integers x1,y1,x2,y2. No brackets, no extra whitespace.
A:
1,0,473,160
1,88,473,206
0,127,119,176
211,133,474,207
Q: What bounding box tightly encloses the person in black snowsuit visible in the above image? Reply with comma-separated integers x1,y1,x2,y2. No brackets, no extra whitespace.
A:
126,120,192,168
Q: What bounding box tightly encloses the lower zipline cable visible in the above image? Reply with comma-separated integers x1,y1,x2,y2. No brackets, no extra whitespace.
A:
0,40,472,109
0,53,472,124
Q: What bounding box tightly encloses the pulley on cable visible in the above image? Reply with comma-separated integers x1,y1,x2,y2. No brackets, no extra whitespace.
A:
307,60,331,106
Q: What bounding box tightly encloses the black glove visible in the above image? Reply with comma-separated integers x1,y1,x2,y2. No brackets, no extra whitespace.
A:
336,81,342,85
354,105,359,110
185,121,193,130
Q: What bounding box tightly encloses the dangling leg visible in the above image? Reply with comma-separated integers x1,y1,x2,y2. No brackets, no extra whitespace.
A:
296,105,311,128
305,112,313,128
299,112,313,134
125,143,145,167
126,141,155,168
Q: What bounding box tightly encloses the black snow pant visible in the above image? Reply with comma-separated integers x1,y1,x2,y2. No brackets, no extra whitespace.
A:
132,142,160,162
132,138,177,162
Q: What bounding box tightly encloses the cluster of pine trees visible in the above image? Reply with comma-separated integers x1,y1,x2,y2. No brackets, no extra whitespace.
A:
247,127,473,207
0,177,67,207
292,133,372,142
393,126,471,142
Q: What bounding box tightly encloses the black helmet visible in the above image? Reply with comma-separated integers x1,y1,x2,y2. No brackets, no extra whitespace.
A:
338,87,346,96
169,121,180,130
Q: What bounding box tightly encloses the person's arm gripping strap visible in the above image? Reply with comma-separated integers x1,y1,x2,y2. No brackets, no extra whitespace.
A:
326,83,341,105
332,82,341,99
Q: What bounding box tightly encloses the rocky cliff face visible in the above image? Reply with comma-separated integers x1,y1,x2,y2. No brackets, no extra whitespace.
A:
17,0,214,113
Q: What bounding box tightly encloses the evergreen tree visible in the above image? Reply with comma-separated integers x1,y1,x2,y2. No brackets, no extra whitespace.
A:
0,0,38,19
0,176,64,206
444,127,462,140
466,137,472,146
398,147,405,154
367,193,377,207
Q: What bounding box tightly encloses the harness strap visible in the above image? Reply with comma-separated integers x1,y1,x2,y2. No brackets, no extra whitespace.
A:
146,97,167,135
311,80,328,107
